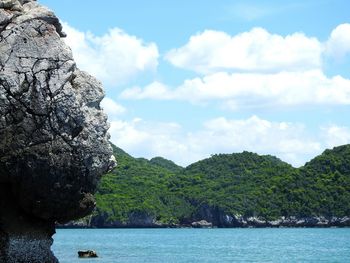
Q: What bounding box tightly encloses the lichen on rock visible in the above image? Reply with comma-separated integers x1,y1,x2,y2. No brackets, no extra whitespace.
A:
0,0,114,261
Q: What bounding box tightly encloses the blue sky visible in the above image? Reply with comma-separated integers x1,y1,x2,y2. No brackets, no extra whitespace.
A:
40,0,350,166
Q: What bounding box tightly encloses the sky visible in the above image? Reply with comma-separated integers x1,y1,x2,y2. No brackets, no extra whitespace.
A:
39,0,350,167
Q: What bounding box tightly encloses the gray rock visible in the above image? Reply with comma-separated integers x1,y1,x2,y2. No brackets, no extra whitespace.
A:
246,217,267,227
0,0,114,261
191,220,213,228
128,211,157,227
338,216,350,226
78,250,98,258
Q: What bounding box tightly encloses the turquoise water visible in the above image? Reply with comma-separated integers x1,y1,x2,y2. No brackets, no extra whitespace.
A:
52,228,350,262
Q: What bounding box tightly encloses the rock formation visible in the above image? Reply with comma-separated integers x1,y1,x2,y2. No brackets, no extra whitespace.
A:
0,0,114,261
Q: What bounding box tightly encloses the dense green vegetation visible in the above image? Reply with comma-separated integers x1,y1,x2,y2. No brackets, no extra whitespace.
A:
93,144,350,225
94,144,191,224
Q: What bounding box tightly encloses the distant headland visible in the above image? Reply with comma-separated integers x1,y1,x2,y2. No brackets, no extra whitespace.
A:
60,143,350,228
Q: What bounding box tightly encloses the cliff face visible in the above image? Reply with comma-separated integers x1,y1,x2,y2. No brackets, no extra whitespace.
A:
0,0,113,261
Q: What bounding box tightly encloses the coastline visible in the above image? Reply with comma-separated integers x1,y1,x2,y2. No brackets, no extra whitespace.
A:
57,215,350,229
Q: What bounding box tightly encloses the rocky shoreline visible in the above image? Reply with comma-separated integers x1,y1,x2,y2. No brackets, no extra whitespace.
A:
58,204,350,228
58,215,350,228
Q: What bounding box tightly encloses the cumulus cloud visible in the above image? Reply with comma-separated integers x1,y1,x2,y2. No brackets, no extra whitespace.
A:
165,28,322,74
62,22,159,86
101,98,126,120
61,22,350,166
120,82,173,100
122,24,350,109
322,125,350,148
325,23,350,59
120,70,350,107
108,115,329,167
109,119,188,161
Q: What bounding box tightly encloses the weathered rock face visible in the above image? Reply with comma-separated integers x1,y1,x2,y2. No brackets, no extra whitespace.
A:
0,0,113,261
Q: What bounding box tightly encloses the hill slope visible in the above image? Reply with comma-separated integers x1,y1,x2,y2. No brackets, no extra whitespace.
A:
73,144,350,227
92,146,191,227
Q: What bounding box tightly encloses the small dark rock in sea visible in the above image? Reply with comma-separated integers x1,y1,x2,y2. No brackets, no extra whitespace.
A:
78,250,98,258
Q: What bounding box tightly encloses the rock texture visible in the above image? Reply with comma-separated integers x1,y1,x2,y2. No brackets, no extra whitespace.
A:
187,205,350,228
0,0,113,261
191,220,213,228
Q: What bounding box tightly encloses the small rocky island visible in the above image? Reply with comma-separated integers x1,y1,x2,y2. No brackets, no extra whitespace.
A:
63,144,350,229
0,0,113,262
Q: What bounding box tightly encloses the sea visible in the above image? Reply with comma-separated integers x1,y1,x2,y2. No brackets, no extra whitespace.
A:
52,228,350,263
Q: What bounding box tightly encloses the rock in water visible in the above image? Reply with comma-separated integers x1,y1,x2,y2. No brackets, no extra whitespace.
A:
78,250,98,258
0,0,114,262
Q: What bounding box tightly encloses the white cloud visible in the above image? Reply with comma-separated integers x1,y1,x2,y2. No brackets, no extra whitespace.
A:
120,82,173,100
325,23,350,59
194,116,321,166
101,97,126,120
165,28,322,74
122,24,350,109
62,22,159,86
108,115,329,167
120,70,350,107
322,125,350,148
109,119,188,162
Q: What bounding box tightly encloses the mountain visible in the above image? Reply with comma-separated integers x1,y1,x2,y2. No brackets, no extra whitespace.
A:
65,144,350,228
91,146,191,227
149,157,183,173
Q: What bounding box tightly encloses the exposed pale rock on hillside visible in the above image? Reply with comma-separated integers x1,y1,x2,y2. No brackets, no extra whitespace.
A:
0,0,113,261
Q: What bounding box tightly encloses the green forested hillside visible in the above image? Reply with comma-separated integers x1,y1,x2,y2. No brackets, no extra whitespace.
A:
94,144,192,225
149,157,183,173
91,144,350,227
